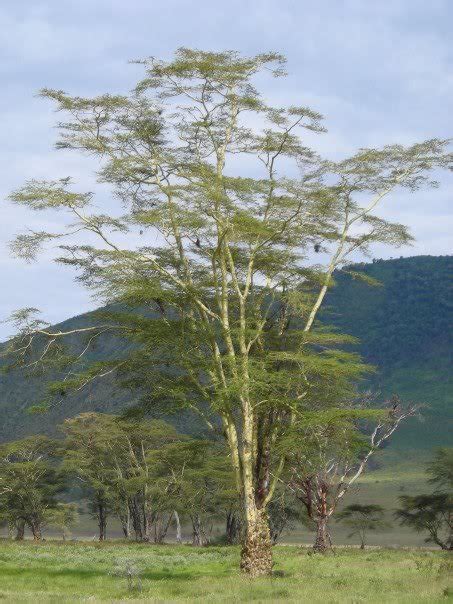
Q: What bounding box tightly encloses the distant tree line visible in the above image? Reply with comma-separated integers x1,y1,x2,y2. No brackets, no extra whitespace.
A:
1,412,450,550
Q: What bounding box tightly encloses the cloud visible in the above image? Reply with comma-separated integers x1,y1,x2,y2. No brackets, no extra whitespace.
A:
0,0,452,337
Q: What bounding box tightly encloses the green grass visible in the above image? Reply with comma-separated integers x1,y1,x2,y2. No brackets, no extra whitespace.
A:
0,540,451,603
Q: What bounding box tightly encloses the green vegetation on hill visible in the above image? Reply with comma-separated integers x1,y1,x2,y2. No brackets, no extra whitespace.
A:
326,255,452,370
0,255,451,450
324,255,452,449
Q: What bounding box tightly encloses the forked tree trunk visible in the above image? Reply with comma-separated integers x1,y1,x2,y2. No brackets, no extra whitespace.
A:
98,503,107,541
226,511,241,544
119,506,131,539
154,512,173,544
129,499,144,541
191,514,204,546
143,506,154,542
15,519,25,541
240,507,273,577
29,520,42,541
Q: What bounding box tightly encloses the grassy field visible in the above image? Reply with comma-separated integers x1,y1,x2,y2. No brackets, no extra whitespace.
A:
0,540,451,603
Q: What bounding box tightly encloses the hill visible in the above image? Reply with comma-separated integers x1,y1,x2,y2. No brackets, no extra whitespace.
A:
0,255,451,450
324,255,452,449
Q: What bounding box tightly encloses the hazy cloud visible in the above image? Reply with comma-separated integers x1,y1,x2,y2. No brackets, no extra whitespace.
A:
1,0,452,337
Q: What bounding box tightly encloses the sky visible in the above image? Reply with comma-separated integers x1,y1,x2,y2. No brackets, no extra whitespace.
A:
1,0,452,338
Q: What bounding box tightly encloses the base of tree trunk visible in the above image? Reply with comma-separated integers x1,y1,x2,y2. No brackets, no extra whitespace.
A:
30,524,42,541
15,521,25,541
312,518,331,553
313,541,329,553
240,512,273,577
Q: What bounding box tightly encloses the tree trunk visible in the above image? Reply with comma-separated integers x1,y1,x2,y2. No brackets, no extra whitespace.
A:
226,511,241,544
239,404,273,577
15,519,25,541
154,513,162,543
98,503,107,541
29,520,42,541
174,510,182,544
191,514,203,546
240,507,273,577
313,516,329,553
119,506,131,539
143,505,154,542
154,512,172,544
129,498,144,541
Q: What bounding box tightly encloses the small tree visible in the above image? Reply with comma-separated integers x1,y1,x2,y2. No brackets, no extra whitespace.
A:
61,412,180,542
147,439,236,545
428,448,453,490
267,492,301,544
395,447,453,550
61,413,120,541
47,502,79,540
337,503,388,549
285,397,416,552
395,494,452,550
0,436,64,540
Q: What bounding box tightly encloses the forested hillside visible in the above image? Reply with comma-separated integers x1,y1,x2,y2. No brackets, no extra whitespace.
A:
0,255,451,449
324,255,452,449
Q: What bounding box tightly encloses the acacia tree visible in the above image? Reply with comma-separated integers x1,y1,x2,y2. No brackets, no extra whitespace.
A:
5,49,452,575
395,447,453,550
428,448,453,490
267,491,302,544
284,397,416,552
62,413,119,540
0,436,63,540
62,413,180,541
47,502,79,541
396,493,452,550
337,504,388,549
147,439,236,546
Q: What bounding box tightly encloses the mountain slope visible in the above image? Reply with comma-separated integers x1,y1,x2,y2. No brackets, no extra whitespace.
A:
0,255,451,449
324,255,452,449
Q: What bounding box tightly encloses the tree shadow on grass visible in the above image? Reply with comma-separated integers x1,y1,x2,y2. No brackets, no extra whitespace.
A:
142,566,233,582
1,565,233,584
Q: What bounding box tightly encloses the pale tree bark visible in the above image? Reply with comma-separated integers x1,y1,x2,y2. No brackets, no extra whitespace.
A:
191,514,209,546
118,505,131,539
174,510,182,544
